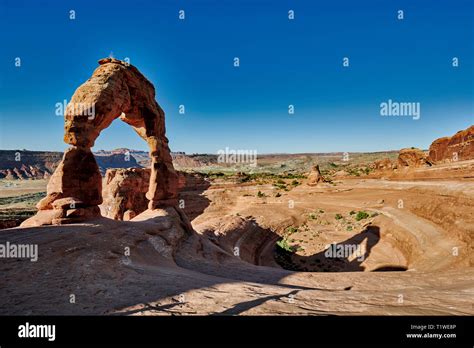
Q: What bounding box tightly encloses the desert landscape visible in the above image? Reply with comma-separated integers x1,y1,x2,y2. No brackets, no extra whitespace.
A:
0,58,473,316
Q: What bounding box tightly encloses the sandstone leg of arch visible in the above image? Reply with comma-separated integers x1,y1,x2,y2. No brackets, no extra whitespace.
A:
146,136,179,209
22,58,178,227
21,147,102,227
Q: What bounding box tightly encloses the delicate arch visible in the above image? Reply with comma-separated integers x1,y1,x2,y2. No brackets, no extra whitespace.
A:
23,58,178,226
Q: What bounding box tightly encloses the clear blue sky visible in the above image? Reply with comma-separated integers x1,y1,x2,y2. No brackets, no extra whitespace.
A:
0,0,473,154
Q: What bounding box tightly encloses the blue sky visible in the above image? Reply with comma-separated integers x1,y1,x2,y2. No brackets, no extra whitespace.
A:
0,0,473,154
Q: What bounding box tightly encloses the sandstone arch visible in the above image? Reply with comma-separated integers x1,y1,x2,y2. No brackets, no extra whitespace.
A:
22,58,178,226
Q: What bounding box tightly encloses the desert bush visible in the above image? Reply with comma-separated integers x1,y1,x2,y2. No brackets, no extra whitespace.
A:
355,211,370,221
276,238,295,252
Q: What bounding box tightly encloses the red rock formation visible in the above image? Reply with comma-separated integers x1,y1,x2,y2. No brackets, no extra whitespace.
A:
374,158,394,171
100,168,150,220
429,125,474,163
22,58,178,226
307,164,325,186
100,169,209,221
397,148,431,168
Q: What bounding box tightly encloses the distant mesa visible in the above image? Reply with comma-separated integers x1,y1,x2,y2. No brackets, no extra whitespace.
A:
0,149,200,179
0,150,62,180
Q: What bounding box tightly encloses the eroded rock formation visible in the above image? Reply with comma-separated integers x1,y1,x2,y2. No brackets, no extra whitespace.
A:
100,168,207,221
429,125,474,163
397,148,431,168
307,164,325,186
100,168,150,221
22,58,178,226
374,158,394,171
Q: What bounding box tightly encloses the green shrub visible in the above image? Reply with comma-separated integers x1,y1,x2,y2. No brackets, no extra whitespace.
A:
273,183,287,190
276,239,295,252
335,213,343,220
355,211,370,221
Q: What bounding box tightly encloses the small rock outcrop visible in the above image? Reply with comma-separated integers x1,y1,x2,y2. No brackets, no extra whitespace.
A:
374,158,395,171
428,125,474,163
100,168,150,220
397,148,431,168
22,58,178,227
307,165,325,186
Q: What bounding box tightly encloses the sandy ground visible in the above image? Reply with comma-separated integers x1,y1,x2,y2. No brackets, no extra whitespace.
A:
0,179,47,198
0,166,473,315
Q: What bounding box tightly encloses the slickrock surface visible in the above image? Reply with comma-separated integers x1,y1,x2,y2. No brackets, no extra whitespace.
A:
1,173,473,315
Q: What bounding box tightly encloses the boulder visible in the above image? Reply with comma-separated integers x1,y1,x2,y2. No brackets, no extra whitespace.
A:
397,148,431,168
374,158,394,171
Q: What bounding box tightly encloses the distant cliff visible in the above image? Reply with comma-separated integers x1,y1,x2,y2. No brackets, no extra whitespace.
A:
429,125,474,163
0,150,62,179
0,150,141,179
